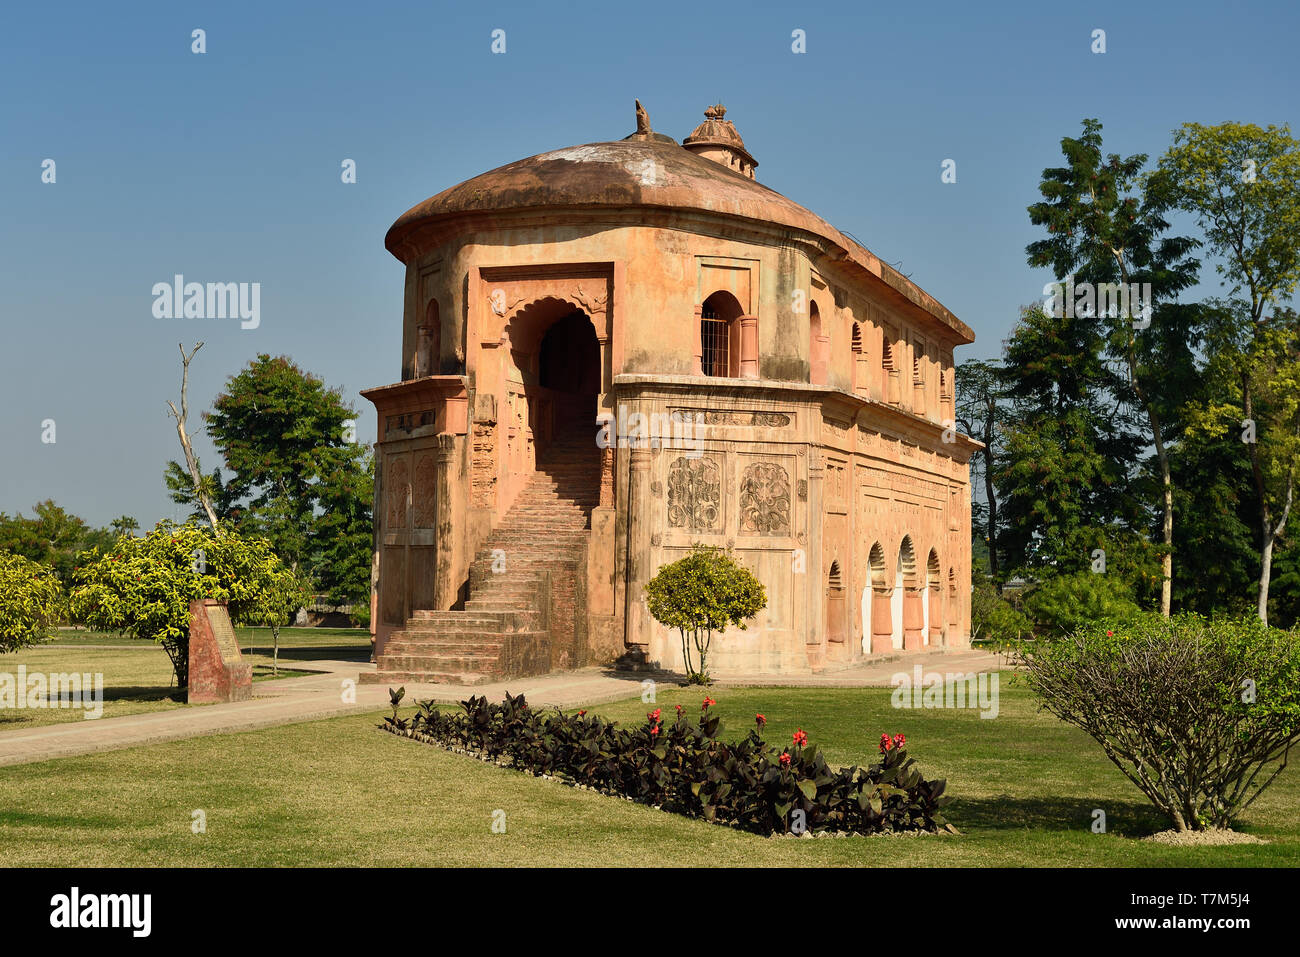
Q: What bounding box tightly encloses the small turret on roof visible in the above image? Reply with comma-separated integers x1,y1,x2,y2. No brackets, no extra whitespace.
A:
683,104,758,179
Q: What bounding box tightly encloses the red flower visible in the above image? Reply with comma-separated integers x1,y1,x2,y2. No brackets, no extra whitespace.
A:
647,708,661,723
702,697,715,711
577,710,586,717
756,713,766,728
779,752,791,767
793,728,808,748
879,733,893,753
675,704,682,714
1106,630,1114,637
893,733,906,749
650,725,660,737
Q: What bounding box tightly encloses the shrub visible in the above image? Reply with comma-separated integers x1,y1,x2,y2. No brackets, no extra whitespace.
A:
970,576,1032,645
1015,614,1300,831
383,692,953,836
69,521,302,687
1021,571,1142,637
0,552,65,653
644,544,766,684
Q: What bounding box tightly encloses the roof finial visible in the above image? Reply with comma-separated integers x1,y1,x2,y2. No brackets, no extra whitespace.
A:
704,103,726,120
635,99,651,135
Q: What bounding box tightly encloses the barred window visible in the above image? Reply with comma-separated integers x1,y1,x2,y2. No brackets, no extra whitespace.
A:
701,308,730,377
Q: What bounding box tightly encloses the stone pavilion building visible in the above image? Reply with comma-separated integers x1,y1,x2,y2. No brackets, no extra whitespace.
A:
360,103,978,684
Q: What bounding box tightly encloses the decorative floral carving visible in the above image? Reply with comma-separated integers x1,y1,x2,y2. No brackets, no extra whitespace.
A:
387,458,410,529
412,455,436,527
667,456,720,530
669,409,791,428
739,462,790,536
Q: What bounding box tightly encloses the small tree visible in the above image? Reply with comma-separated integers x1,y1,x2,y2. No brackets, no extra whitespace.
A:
247,564,311,676
1016,614,1300,832
69,521,297,688
0,553,65,653
644,544,766,684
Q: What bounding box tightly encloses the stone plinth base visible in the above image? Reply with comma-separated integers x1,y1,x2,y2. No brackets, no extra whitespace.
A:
187,599,253,704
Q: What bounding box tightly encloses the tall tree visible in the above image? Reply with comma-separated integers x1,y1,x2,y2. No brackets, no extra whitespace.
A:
185,355,373,612
1157,122,1300,622
1027,118,1200,615
995,302,1146,578
955,358,1006,583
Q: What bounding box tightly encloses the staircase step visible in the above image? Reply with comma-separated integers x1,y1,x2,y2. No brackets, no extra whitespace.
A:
359,670,494,686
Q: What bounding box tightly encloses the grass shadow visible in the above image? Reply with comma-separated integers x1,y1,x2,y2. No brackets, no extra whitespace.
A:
948,793,1171,835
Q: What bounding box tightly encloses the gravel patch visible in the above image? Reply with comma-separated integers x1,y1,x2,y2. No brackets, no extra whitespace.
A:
1141,828,1268,846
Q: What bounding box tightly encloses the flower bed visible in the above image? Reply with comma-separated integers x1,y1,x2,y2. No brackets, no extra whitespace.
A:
381,690,955,837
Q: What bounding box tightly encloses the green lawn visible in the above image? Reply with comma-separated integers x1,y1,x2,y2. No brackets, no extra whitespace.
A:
0,680,1295,866
0,628,370,728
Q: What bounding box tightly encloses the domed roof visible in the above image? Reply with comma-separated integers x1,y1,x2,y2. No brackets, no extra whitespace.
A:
384,133,971,342
387,137,826,252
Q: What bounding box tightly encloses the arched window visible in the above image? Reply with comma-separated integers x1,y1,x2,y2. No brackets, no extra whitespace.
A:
809,301,829,385
699,290,746,377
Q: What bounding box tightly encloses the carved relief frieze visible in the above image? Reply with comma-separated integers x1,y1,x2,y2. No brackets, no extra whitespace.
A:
670,409,791,428
483,273,613,343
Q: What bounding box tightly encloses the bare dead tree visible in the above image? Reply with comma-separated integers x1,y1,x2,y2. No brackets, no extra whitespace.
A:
166,342,220,532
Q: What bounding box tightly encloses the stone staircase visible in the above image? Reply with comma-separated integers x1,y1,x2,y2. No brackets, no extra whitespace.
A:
364,421,599,685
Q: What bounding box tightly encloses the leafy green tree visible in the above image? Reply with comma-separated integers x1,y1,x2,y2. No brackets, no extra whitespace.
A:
1181,303,1300,625
1020,572,1143,638
244,563,311,676
995,303,1144,574
0,553,65,653
0,501,112,586
969,576,1031,645
109,516,140,537
1027,118,1201,615
1157,122,1300,623
955,359,1007,583
69,521,299,688
166,355,373,618
644,545,767,684
311,452,375,619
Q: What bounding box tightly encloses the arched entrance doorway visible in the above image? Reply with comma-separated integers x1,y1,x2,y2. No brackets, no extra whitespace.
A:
501,300,603,509
539,311,601,423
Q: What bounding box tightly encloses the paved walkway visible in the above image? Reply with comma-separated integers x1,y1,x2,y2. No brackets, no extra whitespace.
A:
0,648,1007,768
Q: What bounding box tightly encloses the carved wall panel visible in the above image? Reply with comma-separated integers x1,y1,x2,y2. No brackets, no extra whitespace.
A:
738,462,791,536
667,455,721,530
386,457,410,529
412,454,436,528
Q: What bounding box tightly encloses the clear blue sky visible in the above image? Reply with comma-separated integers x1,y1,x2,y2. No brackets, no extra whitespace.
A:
2,0,1296,528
